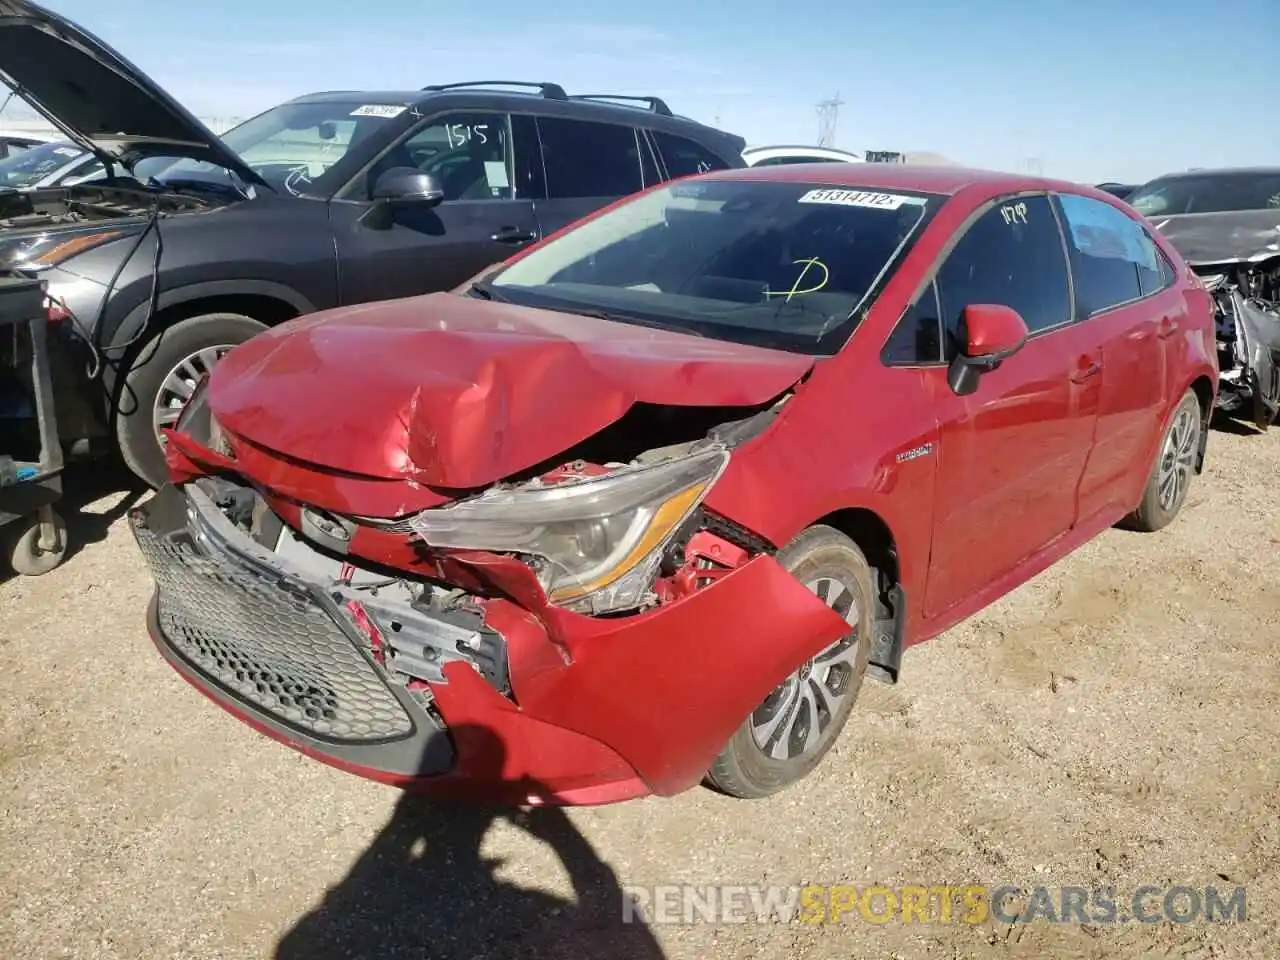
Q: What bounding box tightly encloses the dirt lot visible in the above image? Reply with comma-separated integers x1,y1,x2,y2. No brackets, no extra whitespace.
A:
2,422,1277,960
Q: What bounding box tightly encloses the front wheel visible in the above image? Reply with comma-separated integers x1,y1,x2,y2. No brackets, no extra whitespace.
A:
705,525,874,799
1126,389,1203,532
115,313,268,488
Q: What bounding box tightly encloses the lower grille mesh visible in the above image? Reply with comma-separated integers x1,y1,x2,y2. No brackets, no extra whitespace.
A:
135,520,412,742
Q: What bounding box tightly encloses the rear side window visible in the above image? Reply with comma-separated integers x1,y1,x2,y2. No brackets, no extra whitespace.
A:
1056,194,1165,313
536,117,644,199
935,194,1072,358
651,131,730,178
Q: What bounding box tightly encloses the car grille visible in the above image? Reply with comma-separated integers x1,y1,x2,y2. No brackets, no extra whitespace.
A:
133,518,413,743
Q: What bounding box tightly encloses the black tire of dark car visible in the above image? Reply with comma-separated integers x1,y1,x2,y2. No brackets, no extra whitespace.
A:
115,313,268,488
1125,388,1202,533
705,525,874,799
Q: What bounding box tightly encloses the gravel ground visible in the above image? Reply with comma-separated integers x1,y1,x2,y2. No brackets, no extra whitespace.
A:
2,422,1278,960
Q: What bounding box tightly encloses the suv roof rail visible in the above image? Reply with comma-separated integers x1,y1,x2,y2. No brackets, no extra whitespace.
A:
568,94,673,117
420,80,568,99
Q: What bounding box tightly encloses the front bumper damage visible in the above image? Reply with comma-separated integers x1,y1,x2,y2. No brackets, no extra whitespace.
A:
1155,211,1280,428
1207,282,1280,428
132,481,850,804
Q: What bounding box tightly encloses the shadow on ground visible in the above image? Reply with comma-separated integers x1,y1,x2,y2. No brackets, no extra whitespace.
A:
1,457,148,583
1211,411,1268,436
276,727,666,960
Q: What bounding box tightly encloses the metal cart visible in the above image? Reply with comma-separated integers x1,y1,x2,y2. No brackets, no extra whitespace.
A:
1,274,67,576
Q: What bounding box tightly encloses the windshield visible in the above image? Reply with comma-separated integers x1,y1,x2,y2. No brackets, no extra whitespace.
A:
1129,173,1280,216
486,178,939,355
151,99,407,196
0,140,86,187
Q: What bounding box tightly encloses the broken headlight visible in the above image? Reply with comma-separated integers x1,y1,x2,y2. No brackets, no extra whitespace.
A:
408,445,729,614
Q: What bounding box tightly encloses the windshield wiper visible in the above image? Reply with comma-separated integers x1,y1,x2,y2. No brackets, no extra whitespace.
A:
467,280,509,302
559,306,708,339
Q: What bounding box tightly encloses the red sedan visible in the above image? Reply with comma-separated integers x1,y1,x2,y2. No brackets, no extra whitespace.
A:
133,163,1217,805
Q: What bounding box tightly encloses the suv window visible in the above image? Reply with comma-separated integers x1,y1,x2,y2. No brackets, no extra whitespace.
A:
651,131,730,178
0,141,86,188
936,195,1071,358
161,99,410,196
537,117,644,198
368,112,512,201
1129,172,1280,216
1057,193,1165,313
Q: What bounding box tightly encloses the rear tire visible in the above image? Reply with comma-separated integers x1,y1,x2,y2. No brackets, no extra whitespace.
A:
115,313,267,489
1126,389,1202,532
704,525,874,799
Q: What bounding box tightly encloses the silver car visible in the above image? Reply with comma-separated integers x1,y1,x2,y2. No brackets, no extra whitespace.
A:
0,138,105,190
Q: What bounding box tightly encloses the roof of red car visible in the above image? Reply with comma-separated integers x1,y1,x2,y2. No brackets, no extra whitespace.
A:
711,162,1078,197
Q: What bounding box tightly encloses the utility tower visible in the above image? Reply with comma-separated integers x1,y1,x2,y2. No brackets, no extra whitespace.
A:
816,92,843,147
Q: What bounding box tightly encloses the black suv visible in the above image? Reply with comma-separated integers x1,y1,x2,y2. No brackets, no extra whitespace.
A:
0,2,746,488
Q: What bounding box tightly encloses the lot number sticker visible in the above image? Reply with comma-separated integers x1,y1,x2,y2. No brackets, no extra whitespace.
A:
350,104,407,118
798,189,921,210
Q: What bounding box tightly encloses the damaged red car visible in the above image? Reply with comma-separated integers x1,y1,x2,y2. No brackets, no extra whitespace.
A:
132,164,1218,805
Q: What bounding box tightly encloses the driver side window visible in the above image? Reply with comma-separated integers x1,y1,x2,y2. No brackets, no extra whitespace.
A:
367,112,514,202
936,195,1071,360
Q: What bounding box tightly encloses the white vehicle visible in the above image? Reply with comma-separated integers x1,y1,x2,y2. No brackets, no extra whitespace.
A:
0,138,106,190
741,144,864,167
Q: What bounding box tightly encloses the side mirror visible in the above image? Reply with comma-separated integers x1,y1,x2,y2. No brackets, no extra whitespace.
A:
947,303,1029,396
360,167,444,229
371,166,444,208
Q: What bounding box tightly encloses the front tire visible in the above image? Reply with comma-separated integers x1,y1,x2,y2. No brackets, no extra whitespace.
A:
1126,389,1202,532
115,313,267,488
705,525,874,799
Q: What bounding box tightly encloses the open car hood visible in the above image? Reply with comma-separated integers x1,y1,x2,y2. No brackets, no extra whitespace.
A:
0,1,265,186
207,293,814,489
1150,210,1280,267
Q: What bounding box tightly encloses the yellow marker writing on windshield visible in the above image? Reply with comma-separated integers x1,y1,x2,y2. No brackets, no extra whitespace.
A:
765,257,829,302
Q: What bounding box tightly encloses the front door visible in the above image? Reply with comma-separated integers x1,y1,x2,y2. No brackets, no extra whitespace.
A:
923,194,1101,619
330,110,541,305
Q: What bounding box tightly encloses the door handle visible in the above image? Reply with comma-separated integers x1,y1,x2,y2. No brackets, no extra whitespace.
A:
1157,316,1180,339
1071,357,1102,383
491,227,536,245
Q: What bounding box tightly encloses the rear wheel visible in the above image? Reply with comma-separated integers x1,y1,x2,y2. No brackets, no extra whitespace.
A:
705,525,873,799
1127,389,1202,532
115,313,267,488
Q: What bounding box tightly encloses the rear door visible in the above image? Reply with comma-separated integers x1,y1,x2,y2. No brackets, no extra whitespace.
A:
918,193,1102,619
1055,192,1181,521
329,109,541,303
527,115,648,236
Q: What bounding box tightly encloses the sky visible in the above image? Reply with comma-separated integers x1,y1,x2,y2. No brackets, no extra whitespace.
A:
12,0,1280,185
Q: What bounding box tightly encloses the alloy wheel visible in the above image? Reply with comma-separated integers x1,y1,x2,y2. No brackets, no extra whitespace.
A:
749,577,861,761
152,345,233,442
1157,404,1199,512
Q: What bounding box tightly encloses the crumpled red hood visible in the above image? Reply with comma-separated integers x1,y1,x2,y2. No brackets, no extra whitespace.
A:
207,292,813,489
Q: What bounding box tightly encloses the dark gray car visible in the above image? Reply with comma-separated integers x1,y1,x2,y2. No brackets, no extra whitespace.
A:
0,1,747,487
1130,167,1280,427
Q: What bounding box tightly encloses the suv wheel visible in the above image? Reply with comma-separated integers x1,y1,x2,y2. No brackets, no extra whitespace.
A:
705,525,873,799
116,313,267,488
